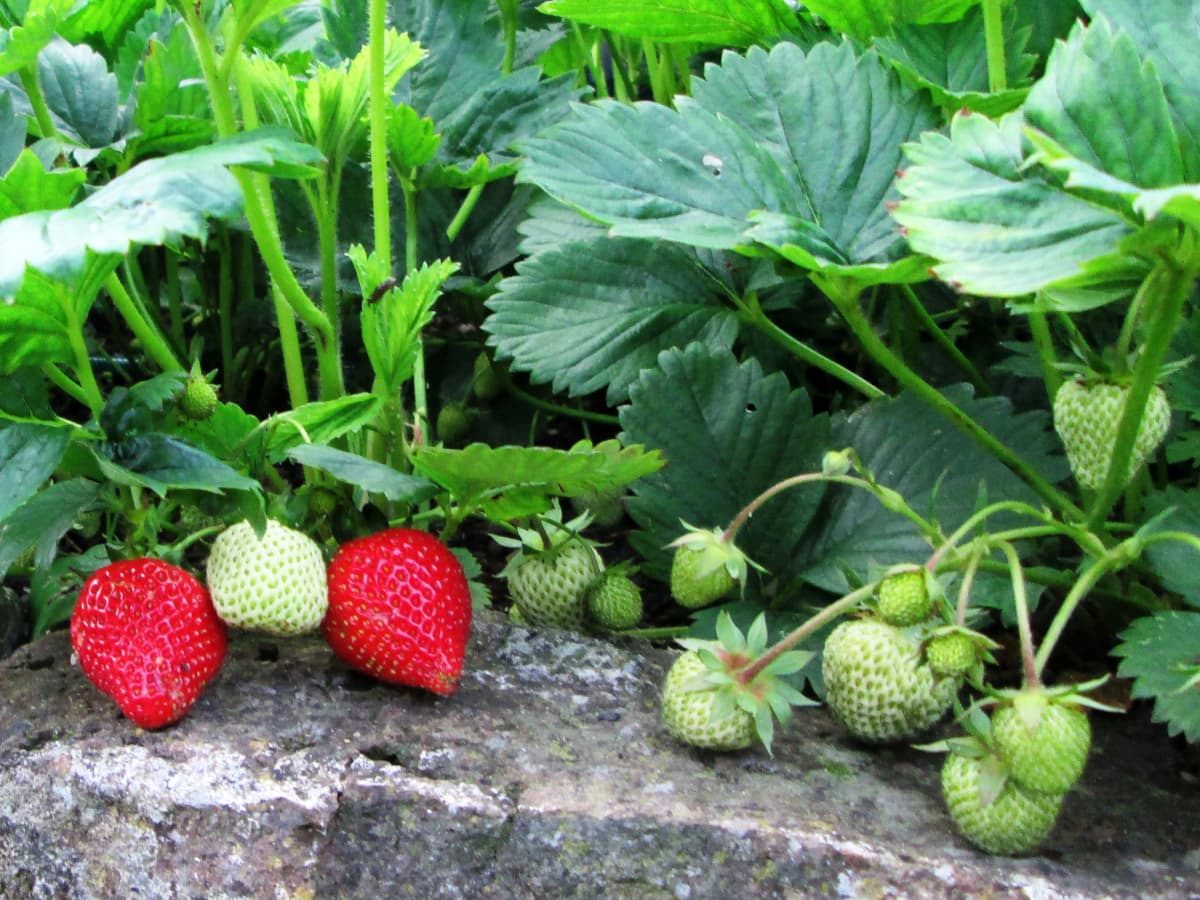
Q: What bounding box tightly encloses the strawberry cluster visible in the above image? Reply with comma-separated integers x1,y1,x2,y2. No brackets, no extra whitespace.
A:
70,522,473,729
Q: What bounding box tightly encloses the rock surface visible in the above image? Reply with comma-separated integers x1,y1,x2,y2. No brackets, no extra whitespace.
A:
0,610,1196,899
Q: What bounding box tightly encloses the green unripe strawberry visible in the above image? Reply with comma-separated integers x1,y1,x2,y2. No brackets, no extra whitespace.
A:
667,524,755,610
206,519,328,636
179,375,218,421
876,566,933,627
992,698,1091,795
822,618,958,743
307,486,339,518
661,650,755,751
436,401,474,446
1052,379,1170,491
507,542,603,631
472,352,503,401
925,632,978,678
571,486,625,529
942,751,1063,856
586,571,643,631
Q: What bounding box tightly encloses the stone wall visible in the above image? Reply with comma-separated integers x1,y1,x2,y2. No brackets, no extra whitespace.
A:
0,611,1195,898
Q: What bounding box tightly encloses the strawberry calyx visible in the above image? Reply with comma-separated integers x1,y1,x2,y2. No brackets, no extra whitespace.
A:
674,611,815,755
666,522,762,609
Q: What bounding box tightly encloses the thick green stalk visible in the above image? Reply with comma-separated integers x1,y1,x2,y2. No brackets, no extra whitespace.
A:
19,64,57,138
498,0,518,75
1028,307,1061,400
1086,257,1197,529
181,7,340,400
104,273,182,372
43,363,91,407
62,295,104,415
900,284,990,394
820,275,1081,519
368,0,392,268
445,184,484,242
741,293,885,400
164,248,185,350
981,0,1007,93
1000,541,1039,688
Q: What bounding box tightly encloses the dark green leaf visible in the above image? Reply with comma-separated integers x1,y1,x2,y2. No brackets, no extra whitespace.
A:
798,385,1067,593
620,345,829,582
876,5,1034,116
1141,487,1200,607
0,92,25,172
93,435,260,496
0,419,71,521
287,444,440,503
485,237,740,404
0,477,99,577
1114,611,1200,742
38,37,121,148
1082,0,1200,180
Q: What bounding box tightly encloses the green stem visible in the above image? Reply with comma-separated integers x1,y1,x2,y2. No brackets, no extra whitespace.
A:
182,7,341,399
368,0,393,268
820,275,1081,520
739,582,878,683
742,293,885,400
313,180,341,342
503,377,620,426
1028,307,1061,401
62,300,104,416
981,0,1007,93
43,363,91,407
164,248,185,350
900,284,990,395
271,283,310,408
953,546,983,627
999,541,1040,688
445,184,485,242
19,63,57,138
1086,257,1196,529
498,0,518,75
217,226,235,389
1032,554,1116,678
925,499,1104,572
104,273,182,372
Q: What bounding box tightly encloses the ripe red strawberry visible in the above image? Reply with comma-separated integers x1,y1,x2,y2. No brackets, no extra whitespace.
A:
324,528,472,695
71,558,227,729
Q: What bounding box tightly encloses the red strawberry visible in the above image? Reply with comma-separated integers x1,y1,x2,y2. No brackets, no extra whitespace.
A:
323,528,472,695
71,558,227,729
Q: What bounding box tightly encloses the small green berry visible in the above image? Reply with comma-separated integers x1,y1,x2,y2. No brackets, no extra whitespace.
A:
876,567,933,627
925,632,977,678
437,402,474,445
586,572,643,631
179,376,218,421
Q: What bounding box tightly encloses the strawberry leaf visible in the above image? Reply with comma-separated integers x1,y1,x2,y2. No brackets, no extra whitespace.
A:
798,385,1066,596
537,0,801,47
1114,611,1200,742
620,345,829,584
0,420,71,522
801,0,980,42
485,236,739,404
1139,487,1200,608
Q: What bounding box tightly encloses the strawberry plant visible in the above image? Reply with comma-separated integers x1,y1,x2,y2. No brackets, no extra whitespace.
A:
0,0,1199,864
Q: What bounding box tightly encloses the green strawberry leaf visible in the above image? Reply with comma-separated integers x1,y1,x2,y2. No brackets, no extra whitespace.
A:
0,149,86,218
35,37,122,152
875,5,1034,116
801,0,980,42
287,444,440,504
522,41,937,271
485,236,739,404
1114,611,1200,742
620,345,829,583
262,393,383,462
412,439,664,523
0,92,25,172
536,0,801,47
0,419,71,522
91,434,260,496
1139,487,1200,608
1081,0,1200,180
0,128,323,297
893,110,1136,298
0,477,99,578
798,385,1067,595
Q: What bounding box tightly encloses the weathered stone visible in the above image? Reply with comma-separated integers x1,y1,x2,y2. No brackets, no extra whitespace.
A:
0,610,1195,899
